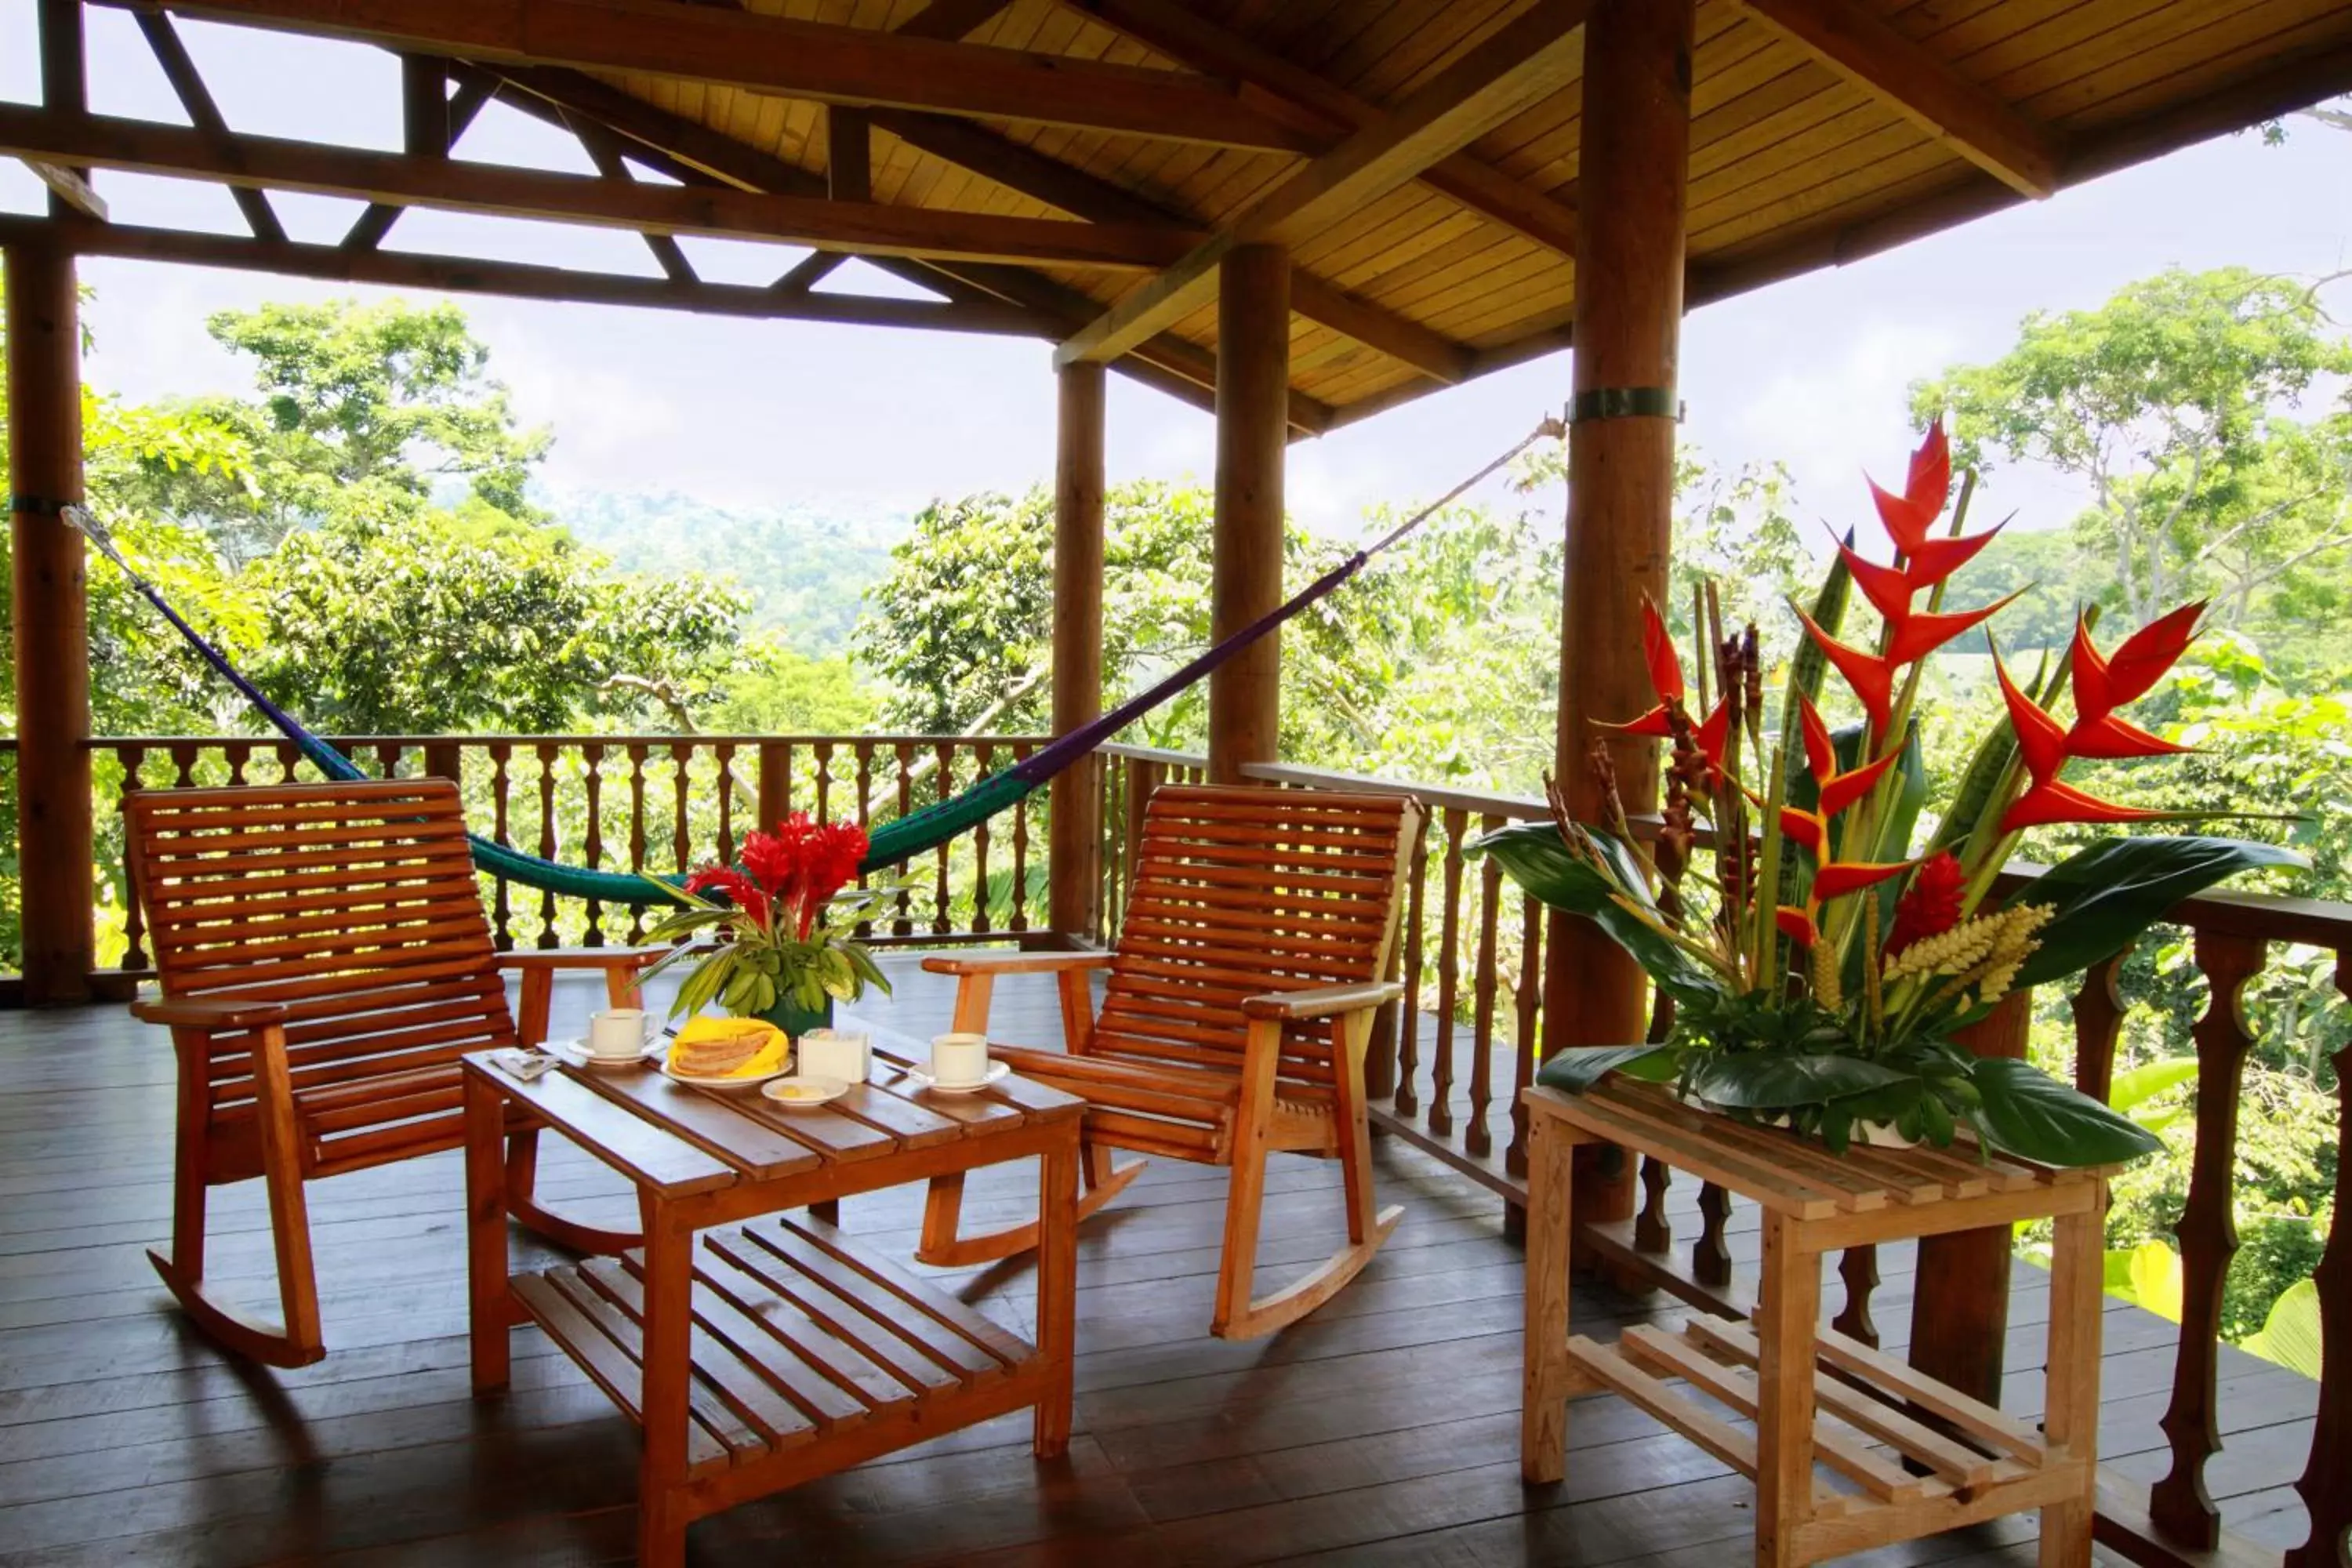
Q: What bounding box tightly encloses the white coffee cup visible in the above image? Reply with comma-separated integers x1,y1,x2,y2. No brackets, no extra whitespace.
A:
799,1027,870,1084
929,1031,989,1088
586,1008,655,1060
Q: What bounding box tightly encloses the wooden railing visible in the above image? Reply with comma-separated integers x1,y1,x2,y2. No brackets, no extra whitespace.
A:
69,732,1051,977
1097,748,2347,1568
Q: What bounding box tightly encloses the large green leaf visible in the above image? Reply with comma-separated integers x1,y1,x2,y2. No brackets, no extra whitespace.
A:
2107,1057,2199,1116
1535,1045,1679,1093
2243,1279,2323,1379
1969,1057,2162,1167
1472,823,1722,1004
2008,837,2306,989
1684,1052,1915,1110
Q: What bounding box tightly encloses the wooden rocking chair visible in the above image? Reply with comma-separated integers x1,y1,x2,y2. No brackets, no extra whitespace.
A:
125,778,656,1367
916,784,1421,1340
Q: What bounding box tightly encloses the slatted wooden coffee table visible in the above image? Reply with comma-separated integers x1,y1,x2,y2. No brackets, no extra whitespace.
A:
462,1022,1082,1568
1520,1079,2111,1568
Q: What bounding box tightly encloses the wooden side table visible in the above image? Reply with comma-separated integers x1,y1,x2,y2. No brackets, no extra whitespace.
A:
1520,1079,2110,1568
463,1022,1083,1568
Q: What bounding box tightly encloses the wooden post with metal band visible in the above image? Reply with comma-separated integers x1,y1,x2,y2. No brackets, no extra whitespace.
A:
1543,0,1697,1225
1048,359,1107,942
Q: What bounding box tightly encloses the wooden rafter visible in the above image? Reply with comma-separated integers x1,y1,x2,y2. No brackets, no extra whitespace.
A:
485,63,1330,432
1730,0,2060,198
0,212,1040,332
1059,0,1582,257
147,0,1320,151
1058,0,1592,368
345,68,492,250
134,10,285,241
866,103,1471,383
0,103,1203,269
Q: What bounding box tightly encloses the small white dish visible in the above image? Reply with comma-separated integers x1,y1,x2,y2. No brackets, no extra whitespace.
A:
762,1074,850,1108
562,1038,651,1071
903,1059,1011,1096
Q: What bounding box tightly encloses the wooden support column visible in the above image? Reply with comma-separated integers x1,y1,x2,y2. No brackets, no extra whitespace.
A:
1047,360,1106,941
1908,989,2029,1409
1205,243,1287,785
7,242,95,1004
1543,0,1694,1224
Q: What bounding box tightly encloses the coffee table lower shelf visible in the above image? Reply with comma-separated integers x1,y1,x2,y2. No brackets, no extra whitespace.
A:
511,1212,1051,1511
1566,1314,2090,1563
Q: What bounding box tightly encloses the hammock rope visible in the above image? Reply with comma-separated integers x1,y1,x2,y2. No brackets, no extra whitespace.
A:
69,413,1559,904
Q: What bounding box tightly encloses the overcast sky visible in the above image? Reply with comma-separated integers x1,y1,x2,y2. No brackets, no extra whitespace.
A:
3,2,2347,543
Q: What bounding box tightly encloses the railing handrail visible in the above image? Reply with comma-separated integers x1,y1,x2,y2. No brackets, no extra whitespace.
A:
70,731,1051,750
1097,741,1211,768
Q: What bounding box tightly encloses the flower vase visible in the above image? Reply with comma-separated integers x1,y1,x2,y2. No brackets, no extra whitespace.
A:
749,994,834,1044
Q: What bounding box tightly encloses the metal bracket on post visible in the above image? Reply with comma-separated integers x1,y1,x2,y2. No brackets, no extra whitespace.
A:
1569,387,1682,424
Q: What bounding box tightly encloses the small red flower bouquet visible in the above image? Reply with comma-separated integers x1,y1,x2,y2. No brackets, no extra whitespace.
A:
641,814,898,1028
1477,419,2299,1165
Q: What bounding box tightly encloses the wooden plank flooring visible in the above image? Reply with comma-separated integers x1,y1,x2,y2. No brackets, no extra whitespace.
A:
0,959,2311,1565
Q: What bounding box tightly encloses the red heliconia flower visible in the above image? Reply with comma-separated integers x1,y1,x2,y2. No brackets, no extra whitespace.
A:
1992,650,2070,783
686,865,770,934
2000,777,2169,834
1886,850,1965,956
1837,527,2005,623
1811,859,1918,902
1882,591,2023,666
1641,593,1684,705
1869,419,1952,558
2065,605,2202,760
1779,693,1904,858
1795,606,1897,736
1776,906,1820,946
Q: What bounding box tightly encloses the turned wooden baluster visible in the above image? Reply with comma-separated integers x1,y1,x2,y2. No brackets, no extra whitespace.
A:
2073,949,2129,1102
1693,1182,1733,1288
1397,811,1430,1120
581,743,606,948
932,742,955,935
169,741,198,788
1834,1246,1880,1346
1635,1156,1673,1254
1508,894,1541,1178
713,741,737,861
669,744,693,875
115,744,152,972
2152,930,2267,1549
892,742,916,937
488,742,514,949
813,739,835,822
1008,742,1033,935
2285,949,2351,1568
971,740,994,936
1468,812,1503,1159
626,743,650,944
536,742,562,948
270,740,299,782
1429,808,1468,1138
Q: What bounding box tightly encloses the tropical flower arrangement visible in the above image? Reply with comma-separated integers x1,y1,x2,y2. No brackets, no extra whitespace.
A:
1475,419,2301,1167
640,813,897,1031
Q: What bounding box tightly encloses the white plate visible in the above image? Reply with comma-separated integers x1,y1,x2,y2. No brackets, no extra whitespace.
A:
657,1044,792,1091
902,1059,1011,1096
761,1074,851,1108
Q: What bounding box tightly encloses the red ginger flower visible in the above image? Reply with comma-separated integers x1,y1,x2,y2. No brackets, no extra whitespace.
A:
716,812,872,940
1886,850,1965,956
686,866,770,934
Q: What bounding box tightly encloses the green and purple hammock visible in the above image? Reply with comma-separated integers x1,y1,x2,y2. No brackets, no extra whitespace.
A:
68,419,1551,904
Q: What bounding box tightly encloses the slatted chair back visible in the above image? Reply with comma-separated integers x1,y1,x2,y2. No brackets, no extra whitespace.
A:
125,778,516,1177
1098,785,1419,1092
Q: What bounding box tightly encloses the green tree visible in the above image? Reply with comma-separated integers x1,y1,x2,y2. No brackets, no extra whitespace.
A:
1914,267,2352,636
148,298,553,564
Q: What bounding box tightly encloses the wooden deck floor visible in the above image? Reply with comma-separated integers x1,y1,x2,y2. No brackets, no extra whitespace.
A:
0,960,2318,1566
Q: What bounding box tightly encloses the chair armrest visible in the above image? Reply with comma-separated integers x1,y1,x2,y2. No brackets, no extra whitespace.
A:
495,946,666,971
921,951,1114,978
1242,981,1403,1022
132,996,291,1031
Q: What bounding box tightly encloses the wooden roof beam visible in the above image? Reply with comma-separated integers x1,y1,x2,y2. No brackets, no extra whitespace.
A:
1730,0,2060,198
1058,0,1592,368
0,212,1042,332
867,107,1472,382
146,0,1320,151
0,103,1203,269
1060,0,1581,256
484,63,1324,429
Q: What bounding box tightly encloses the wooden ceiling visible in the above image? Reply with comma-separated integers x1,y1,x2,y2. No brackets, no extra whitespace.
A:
8,0,2352,436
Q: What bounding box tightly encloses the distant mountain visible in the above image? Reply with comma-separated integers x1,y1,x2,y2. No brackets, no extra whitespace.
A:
550,488,912,655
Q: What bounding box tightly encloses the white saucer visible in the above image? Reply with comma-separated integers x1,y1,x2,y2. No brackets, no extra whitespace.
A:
762,1074,851,1108
562,1038,656,1071
903,1059,1011,1096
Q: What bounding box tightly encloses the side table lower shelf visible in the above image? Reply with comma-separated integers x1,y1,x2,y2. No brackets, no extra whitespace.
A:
513,1212,1051,1504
